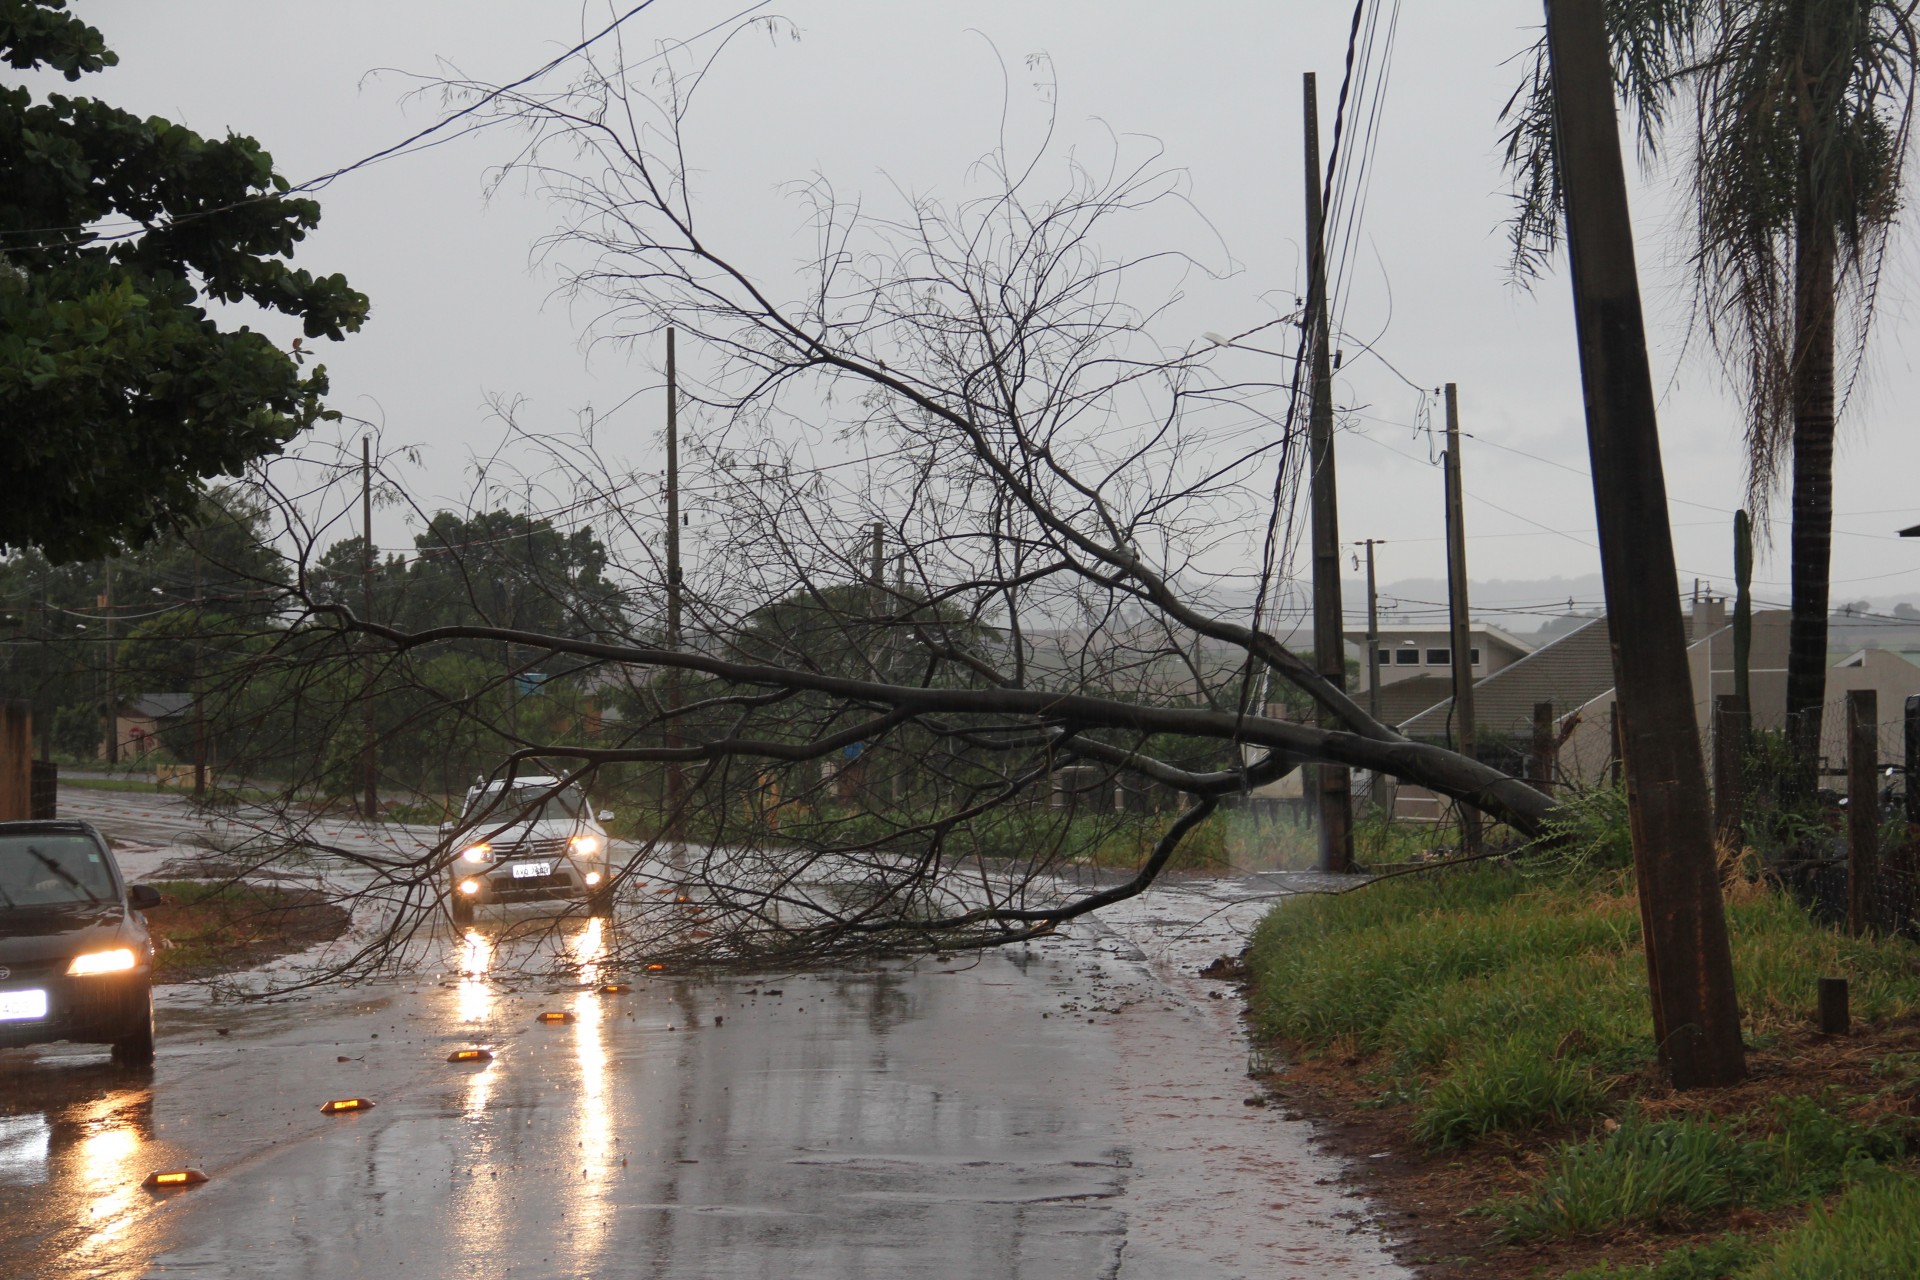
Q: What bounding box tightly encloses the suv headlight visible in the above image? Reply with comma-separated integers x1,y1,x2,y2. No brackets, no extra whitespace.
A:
568,834,601,857
460,842,492,863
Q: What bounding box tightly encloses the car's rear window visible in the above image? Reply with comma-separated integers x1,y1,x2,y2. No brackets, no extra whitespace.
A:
0,834,117,908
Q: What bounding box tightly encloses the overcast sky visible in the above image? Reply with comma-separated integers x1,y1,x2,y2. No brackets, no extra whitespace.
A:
73,1,1920,622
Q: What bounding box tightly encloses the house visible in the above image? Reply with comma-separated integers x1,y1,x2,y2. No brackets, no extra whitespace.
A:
108,693,191,760
1384,594,1920,813
1350,625,1535,727
1387,601,1725,820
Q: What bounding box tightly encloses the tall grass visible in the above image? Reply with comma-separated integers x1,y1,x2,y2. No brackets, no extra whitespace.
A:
1744,1173,1920,1279
1246,867,1920,1146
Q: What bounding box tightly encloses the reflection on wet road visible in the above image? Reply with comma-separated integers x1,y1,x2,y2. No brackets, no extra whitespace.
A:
0,895,1406,1278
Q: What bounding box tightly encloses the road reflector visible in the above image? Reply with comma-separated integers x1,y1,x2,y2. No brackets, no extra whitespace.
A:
321,1098,375,1114
537,1011,576,1024
143,1168,209,1189
447,1047,494,1063
598,983,632,994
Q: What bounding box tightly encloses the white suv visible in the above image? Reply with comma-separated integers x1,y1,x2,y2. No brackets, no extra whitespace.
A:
444,777,614,925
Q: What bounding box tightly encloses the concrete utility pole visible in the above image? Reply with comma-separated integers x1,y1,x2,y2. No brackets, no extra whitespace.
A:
1361,539,1382,721
192,555,207,800
361,436,378,819
664,328,686,858
102,561,116,765
1303,70,1353,874
1544,0,1745,1088
1443,384,1480,854
1847,690,1879,936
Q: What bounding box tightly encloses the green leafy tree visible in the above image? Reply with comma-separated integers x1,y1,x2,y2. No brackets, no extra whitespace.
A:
0,485,287,759
1504,0,1919,791
0,0,368,561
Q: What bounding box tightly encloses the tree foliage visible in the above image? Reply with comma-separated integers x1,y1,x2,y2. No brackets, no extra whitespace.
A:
0,0,368,561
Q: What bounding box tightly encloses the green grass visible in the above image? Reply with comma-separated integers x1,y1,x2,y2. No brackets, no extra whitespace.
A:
1412,1040,1609,1148
1494,1112,1751,1238
59,775,179,793
1247,868,1920,1147
1744,1172,1920,1279
58,774,278,804
1561,1234,1762,1280
1559,1175,1920,1277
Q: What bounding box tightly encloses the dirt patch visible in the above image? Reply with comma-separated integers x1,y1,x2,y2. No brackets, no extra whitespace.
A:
1252,1013,1920,1278
141,880,350,983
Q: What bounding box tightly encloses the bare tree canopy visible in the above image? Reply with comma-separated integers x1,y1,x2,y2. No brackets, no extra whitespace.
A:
8,17,1560,981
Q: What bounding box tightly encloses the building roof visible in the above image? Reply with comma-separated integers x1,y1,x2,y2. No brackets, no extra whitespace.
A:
1348,624,1536,657
124,693,192,720
1398,617,1616,739
1370,674,1456,727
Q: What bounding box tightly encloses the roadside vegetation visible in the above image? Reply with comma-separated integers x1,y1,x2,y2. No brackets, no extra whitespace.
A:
1246,838,1920,1277
143,880,350,982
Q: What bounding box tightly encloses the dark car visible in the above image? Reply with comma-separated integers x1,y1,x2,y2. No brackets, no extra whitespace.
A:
0,820,160,1064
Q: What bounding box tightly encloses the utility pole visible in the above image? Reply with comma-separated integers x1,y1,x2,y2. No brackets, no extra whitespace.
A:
866,521,885,804
1544,0,1745,1088
1362,539,1382,722
192,555,206,800
664,328,685,861
892,551,906,807
1443,384,1480,854
361,436,377,820
102,561,116,766
1303,70,1353,874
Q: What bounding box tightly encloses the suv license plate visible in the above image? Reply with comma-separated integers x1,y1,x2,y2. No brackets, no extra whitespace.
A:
512,862,554,879
0,990,48,1021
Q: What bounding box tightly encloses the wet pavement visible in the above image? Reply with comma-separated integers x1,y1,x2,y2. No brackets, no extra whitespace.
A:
0,789,1409,1278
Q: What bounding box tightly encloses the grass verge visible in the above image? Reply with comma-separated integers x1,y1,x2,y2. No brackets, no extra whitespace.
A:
1244,866,1920,1278
143,880,349,981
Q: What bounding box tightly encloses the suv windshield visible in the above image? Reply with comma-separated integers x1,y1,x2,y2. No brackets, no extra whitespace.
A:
0,834,116,908
464,785,587,827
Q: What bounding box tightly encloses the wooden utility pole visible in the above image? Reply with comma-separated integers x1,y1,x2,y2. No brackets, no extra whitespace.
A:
1544,0,1745,1087
1847,689,1879,935
1443,384,1480,853
1530,701,1557,798
664,328,686,858
1303,71,1353,874
0,702,28,821
361,436,378,820
1362,539,1382,721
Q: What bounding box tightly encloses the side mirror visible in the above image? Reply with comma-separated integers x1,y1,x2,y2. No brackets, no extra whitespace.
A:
597,810,615,823
128,884,162,911
439,821,455,835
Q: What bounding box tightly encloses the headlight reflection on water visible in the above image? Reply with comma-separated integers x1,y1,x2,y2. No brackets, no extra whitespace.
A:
456,929,495,1025
566,932,615,1273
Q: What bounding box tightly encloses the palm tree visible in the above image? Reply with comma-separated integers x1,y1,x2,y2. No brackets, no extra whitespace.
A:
1505,0,1920,792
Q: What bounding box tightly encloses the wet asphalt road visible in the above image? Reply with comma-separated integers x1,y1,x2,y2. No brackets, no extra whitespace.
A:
1,791,1407,1279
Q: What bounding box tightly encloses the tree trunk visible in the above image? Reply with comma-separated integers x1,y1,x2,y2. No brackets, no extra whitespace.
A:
1785,152,1838,798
